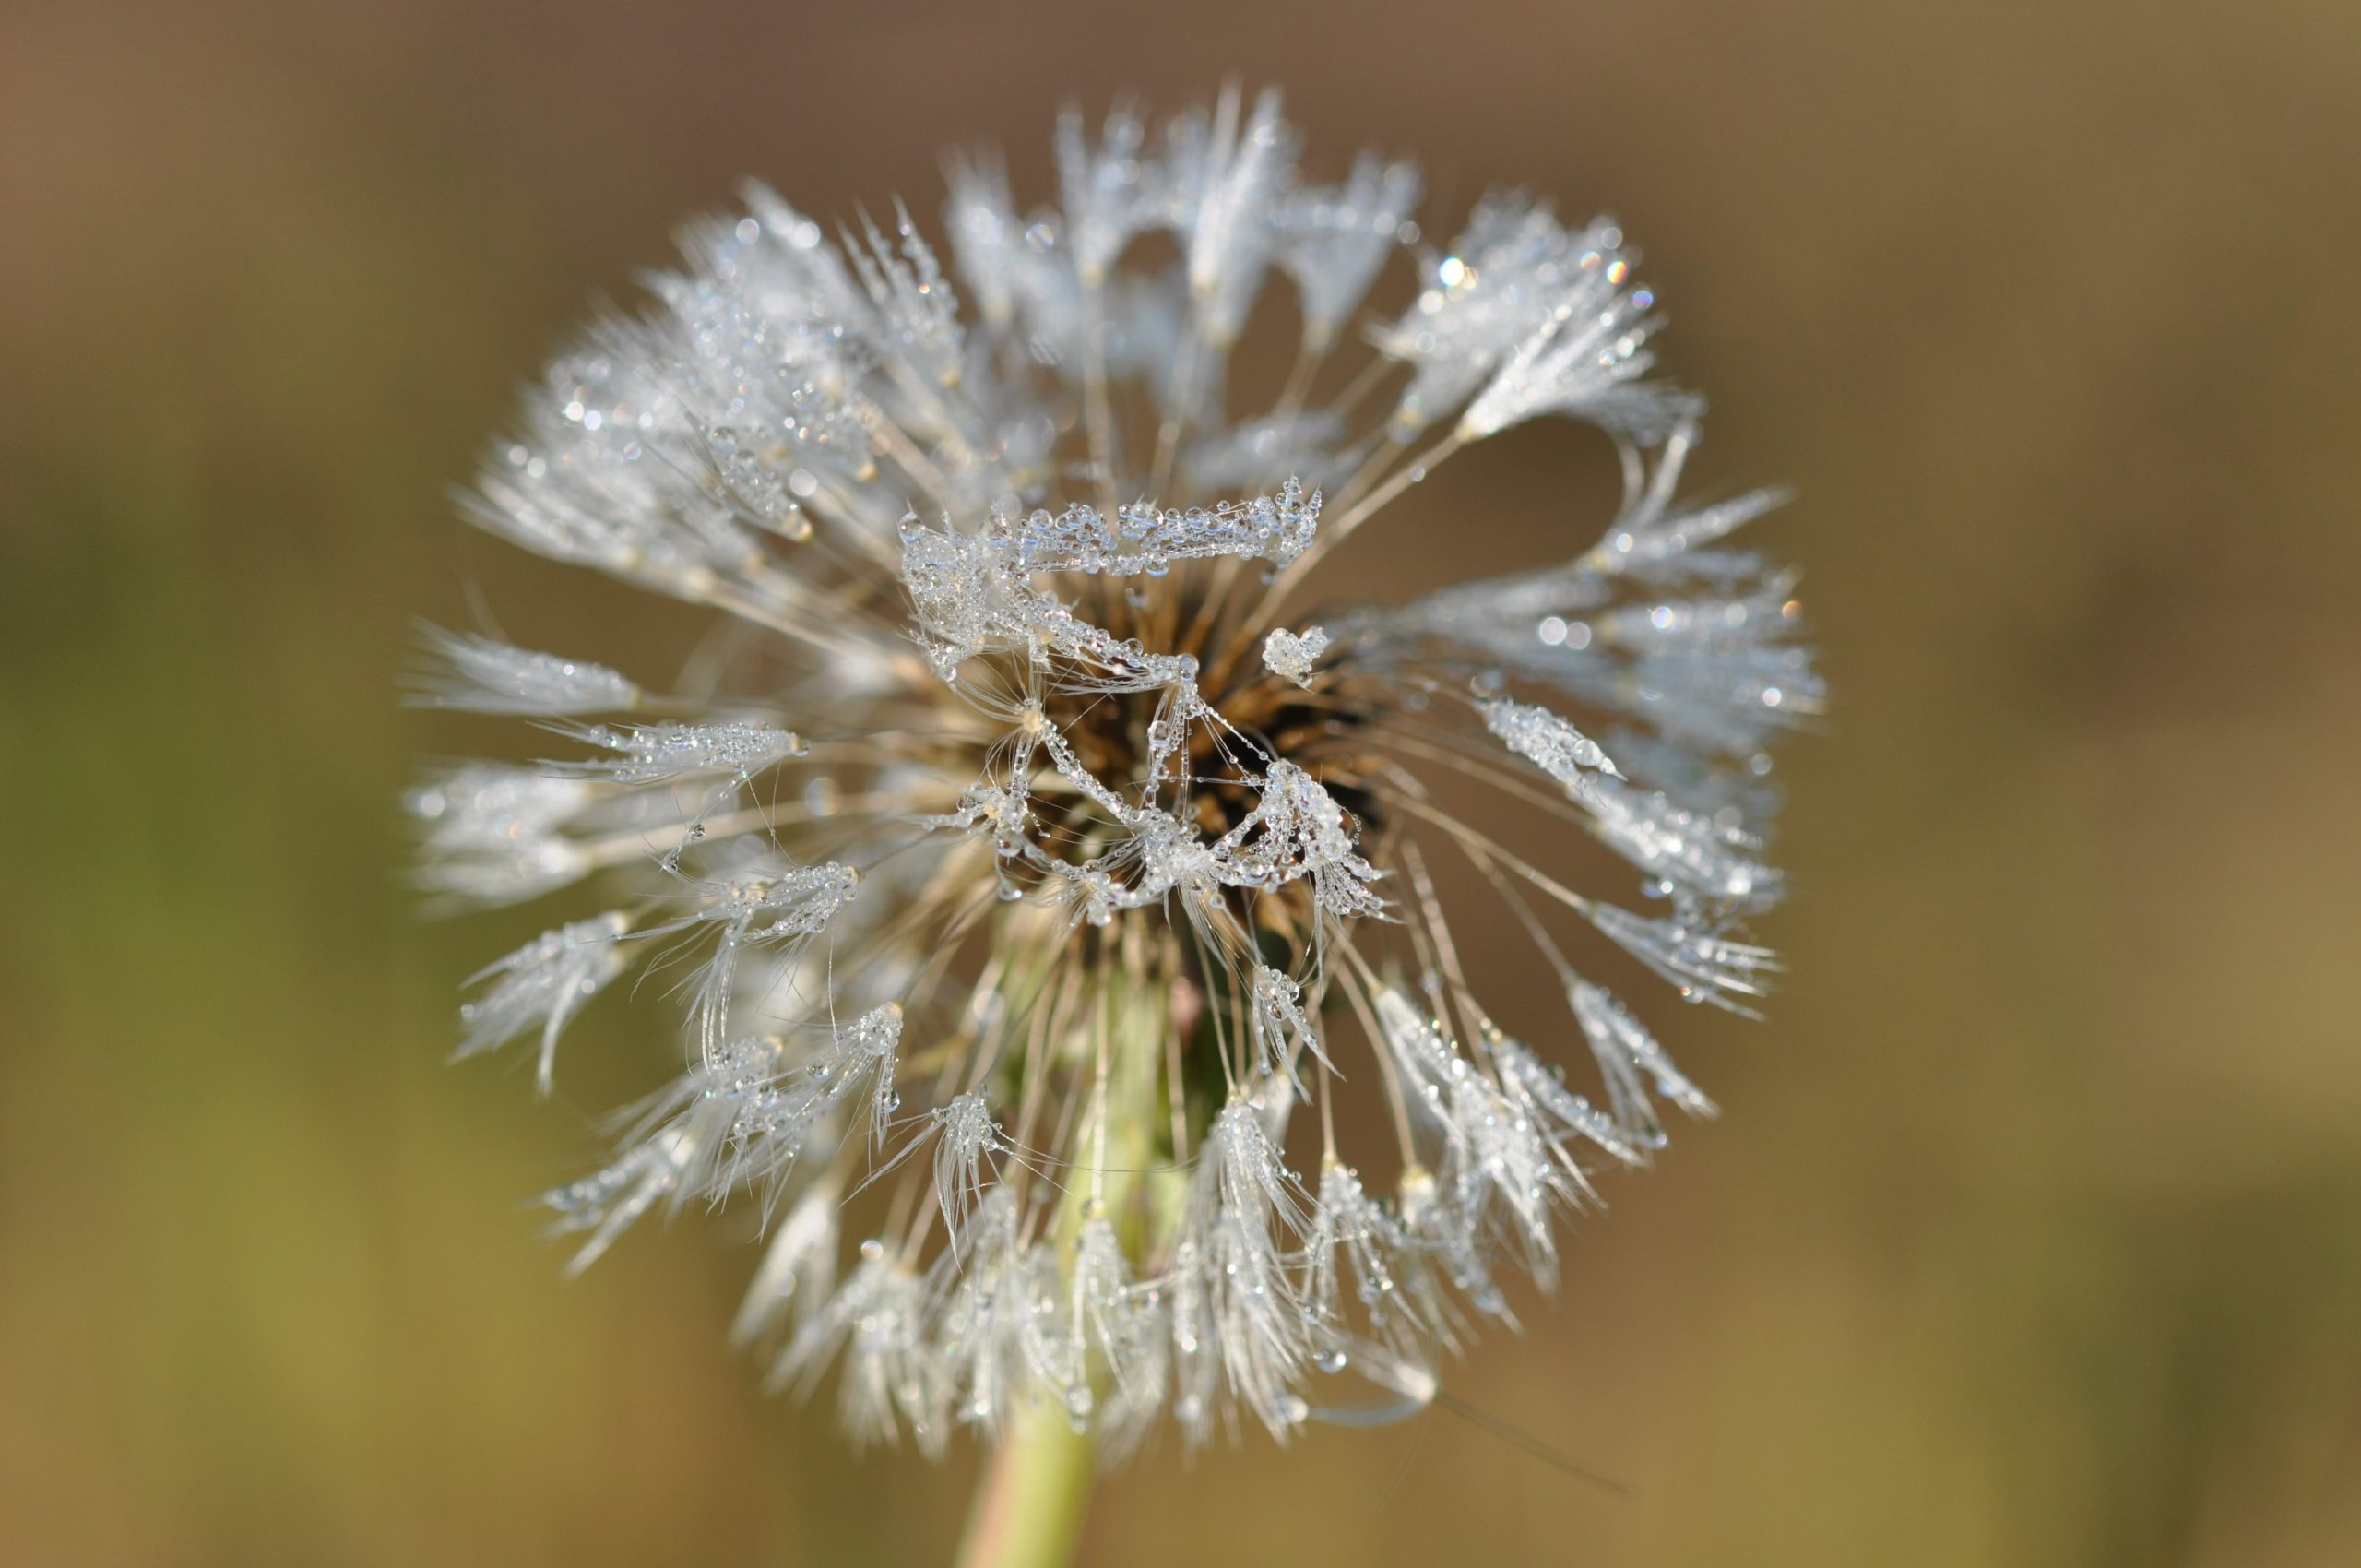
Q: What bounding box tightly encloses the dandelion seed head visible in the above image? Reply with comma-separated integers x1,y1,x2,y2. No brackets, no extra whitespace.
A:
418,88,1815,1457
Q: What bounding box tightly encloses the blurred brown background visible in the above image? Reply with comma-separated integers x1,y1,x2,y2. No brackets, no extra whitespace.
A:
4,1,2358,1563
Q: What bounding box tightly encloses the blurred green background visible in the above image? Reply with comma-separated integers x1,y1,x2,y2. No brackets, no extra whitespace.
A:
4,2,2358,1563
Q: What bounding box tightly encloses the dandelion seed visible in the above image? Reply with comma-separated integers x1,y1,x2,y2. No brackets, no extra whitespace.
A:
407,626,642,715
1483,695,1624,802
549,719,804,784
1175,1100,1317,1443
408,765,591,853
1279,154,1422,351
1570,978,1719,1146
407,765,598,909
1060,1211,1163,1447
457,912,630,1094
930,1091,1004,1248
1305,1158,1417,1364
732,1173,842,1347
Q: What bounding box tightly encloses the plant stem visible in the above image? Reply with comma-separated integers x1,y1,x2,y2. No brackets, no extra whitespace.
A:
953,1395,1097,1568
956,926,1172,1568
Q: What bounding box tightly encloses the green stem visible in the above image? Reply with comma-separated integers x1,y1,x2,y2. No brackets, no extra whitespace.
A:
956,927,1169,1568
953,1395,1097,1568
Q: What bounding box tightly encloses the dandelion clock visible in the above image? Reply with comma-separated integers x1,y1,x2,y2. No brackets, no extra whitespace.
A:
410,85,1818,1566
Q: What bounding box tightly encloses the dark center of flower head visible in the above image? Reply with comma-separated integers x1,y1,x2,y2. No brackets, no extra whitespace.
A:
1042,574,1382,836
